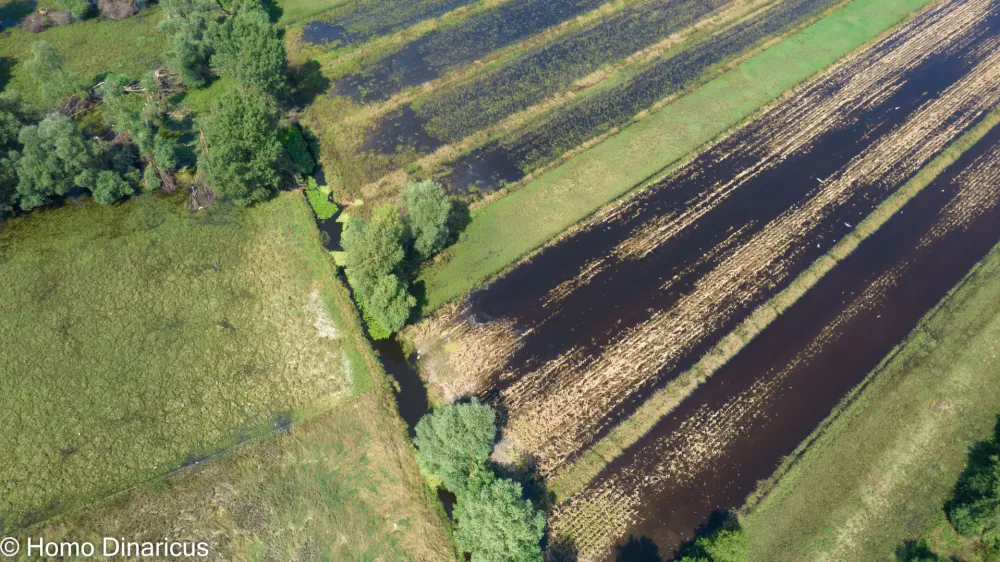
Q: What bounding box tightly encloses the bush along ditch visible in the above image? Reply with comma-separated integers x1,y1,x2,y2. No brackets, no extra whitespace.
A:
341,179,456,339
413,399,546,562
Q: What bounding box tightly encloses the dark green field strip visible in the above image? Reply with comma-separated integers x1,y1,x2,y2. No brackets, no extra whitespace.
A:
410,0,733,142
443,0,843,191
333,0,608,103
302,0,477,47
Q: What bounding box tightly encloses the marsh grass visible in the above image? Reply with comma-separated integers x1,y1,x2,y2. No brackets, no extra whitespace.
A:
17,393,457,561
546,107,1000,500
0,6,165,106
0,192,366,532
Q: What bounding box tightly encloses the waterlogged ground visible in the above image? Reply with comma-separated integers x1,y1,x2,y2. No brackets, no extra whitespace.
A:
553,102,1000,562
417,0,1000,475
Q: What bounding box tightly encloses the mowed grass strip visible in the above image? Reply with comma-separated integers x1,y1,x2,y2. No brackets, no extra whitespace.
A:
740,240,1000,562
419,0,936,311
548,107,1000,501
0,192,363,532
19,393,457,562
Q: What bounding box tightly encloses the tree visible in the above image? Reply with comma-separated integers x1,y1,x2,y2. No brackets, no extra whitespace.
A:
98,74,180,190
53,0,92,19
157,0,219,87
948,442,1000,548
404,179,451,260
454,478,545,562
413,399,497,493
366,274,415,333
24,41,81,106
679,528,749,562
0,91,35,210
14,113,94,210
200,87,284,205
213,6,287,97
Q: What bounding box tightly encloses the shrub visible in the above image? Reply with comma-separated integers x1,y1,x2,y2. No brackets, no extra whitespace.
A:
454,478,545,562
403,179,451,260
53,0,93,19
304,177,337,220
413,398,497,494
679,528,749,562
201,87,284,205
948,438,1000,548
90,170,136,205
280,125,315,175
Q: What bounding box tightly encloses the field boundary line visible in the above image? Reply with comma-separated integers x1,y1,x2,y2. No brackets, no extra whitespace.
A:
418,0,943,311
547,104,1000,500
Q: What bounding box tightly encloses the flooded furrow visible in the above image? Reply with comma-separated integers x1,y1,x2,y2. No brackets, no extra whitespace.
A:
550,104,1000,562
361,0,738,155
441,0,842,193
301,0,477,48
412,0,1000,474
332,0,608,103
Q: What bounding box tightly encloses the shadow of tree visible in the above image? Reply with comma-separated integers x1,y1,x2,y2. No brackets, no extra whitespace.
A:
291,60,331,107
0,0,34,30
616,536,663,562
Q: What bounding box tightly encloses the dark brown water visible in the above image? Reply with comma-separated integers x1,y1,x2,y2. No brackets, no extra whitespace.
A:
598,115,1000,562
467,12,998,428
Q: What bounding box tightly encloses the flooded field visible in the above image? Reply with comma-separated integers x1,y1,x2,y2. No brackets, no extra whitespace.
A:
301,0,476,47
551,104,1000,562
413,0,1000,479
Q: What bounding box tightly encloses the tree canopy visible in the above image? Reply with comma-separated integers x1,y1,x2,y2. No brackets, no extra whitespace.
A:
200,87,284,205
948,440,1000,548
213,6,287,97
404,179,451,260
0,91,35,210
454,478,546,562
158,0,220,87
678,528,749,562
14,113,94,210
413,398,497,493
24,41,82,106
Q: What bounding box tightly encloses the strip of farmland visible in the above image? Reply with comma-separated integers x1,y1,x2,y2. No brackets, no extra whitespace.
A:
300,0,480,48
413,0,1000,476
440,0,844,192
549,100,1000,562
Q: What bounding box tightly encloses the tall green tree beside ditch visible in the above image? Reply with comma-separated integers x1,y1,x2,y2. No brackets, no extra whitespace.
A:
200,87,284,205
455,478,546,562
404,180,451,260
678,527,749,562
24,41,82,107
342,204,415,336
213,5,287,99
158,0,220,87
413,399,545,562
14,113,95,210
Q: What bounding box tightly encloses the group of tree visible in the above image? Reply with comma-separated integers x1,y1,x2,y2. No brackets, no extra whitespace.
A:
342,180,453,337
0,37,191,213
413,399,546,562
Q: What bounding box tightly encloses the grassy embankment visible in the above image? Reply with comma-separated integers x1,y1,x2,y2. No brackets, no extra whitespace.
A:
548,106,1000,499
0,192,454,560
740,218,1000,562
418,0,937,311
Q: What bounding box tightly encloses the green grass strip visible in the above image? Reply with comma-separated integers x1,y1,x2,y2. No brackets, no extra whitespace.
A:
419,0,936,311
